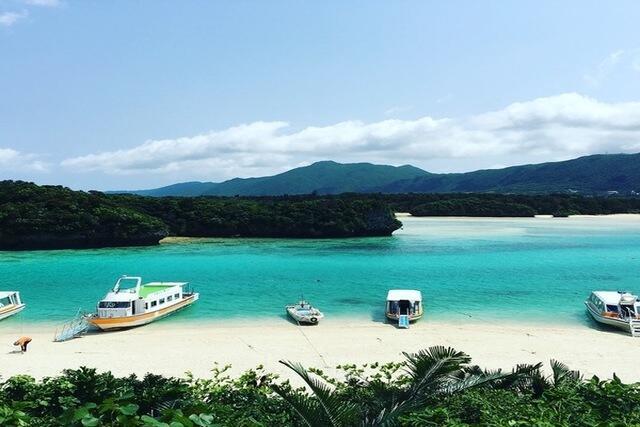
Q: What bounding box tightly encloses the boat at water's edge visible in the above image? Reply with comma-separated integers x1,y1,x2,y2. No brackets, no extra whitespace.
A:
87,276,199,331
585,291,640,337
285,300,324,324
385,289,423,323
0,291,25,321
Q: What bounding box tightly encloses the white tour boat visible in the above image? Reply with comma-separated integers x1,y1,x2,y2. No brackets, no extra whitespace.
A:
0,291,25,321
386,289,423,327
585,291,640,337
87,276,199,331
285,300,324,324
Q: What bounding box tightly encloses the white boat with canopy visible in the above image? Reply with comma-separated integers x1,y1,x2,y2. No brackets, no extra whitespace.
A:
86,276,199,331
386,290,423,327
585,291,640,337
0,291,25,321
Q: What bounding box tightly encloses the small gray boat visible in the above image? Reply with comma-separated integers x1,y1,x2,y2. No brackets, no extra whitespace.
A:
285,300,324,324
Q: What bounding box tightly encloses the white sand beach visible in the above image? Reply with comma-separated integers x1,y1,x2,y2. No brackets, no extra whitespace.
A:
1,319,638,383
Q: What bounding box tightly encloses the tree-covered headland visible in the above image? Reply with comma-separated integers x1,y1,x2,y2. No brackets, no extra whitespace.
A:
0,181,400,250
3,180,640,250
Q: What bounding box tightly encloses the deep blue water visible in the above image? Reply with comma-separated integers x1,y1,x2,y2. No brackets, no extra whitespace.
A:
1,216,639,326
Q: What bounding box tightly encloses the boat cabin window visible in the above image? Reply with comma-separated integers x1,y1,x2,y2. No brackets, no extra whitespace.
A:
592,298,603,311
606,305,619,313
150,301,157,307
98,301,130,309
174,293,180,299
145,303,148,309
159,298,165,304
167,295,173,302
0,296,11,306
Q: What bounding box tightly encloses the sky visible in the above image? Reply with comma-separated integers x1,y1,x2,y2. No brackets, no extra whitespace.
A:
2,1,640,190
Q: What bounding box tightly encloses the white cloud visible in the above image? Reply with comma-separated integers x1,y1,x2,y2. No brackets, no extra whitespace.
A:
61,93,640,180
0,148,49,172
23,0,60,6
0,10,27,27
0,1,60,29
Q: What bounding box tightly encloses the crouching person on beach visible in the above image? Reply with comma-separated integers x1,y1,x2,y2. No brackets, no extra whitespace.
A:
13,336,32,353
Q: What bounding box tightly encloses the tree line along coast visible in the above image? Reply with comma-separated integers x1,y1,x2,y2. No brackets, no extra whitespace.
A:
1,180,640,250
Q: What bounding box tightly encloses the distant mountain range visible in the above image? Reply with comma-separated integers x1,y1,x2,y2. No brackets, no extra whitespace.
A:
118,153,640,197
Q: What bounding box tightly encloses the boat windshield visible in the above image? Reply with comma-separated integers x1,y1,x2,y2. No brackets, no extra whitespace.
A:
606,305,619,313
113,277,141,293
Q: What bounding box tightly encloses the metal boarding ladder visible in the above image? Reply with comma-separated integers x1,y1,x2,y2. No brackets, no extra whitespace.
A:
54,309,92,342
398,313,410,329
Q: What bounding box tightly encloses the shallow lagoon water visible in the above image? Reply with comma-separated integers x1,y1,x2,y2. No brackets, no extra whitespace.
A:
1,216,640,327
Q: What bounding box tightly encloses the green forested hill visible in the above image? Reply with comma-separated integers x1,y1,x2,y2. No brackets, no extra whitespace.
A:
127,161,429,196
126,153,640,197
377,153,640,194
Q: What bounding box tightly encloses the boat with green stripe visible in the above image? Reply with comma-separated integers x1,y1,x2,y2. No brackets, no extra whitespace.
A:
86,276,198,331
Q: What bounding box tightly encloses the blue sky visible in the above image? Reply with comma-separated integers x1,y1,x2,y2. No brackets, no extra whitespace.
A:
2,1,640,190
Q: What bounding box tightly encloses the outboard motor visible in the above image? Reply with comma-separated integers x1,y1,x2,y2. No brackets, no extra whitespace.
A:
619,293,637,318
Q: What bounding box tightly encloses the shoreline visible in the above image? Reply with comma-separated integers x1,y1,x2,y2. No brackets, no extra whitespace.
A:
157,213,640,244
1,318,637,383
0,312,594,329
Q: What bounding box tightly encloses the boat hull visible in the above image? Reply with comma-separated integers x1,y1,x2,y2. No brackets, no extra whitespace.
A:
89,293,198,331
585,302,640,335
0,304,25,321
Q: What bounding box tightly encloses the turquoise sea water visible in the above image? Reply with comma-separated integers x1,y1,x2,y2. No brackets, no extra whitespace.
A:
1,216,640,327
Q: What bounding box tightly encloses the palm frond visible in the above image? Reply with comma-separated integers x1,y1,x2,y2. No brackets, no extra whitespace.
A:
550,359,581,385
403,346,471,380
402,346,471,397
271,383,323,427
278,360,359,427
440,371,513,395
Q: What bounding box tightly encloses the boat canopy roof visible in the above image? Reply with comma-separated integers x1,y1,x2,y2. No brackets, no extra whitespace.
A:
387,289,422,302
0,291,18,299
104,282,188,301
144,282,188,287
593,291,639,305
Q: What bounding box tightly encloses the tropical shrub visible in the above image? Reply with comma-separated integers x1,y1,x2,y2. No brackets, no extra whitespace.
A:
1,347,639,426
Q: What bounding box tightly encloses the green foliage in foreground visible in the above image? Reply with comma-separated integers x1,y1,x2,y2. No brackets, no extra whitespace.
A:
1,347,639,426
